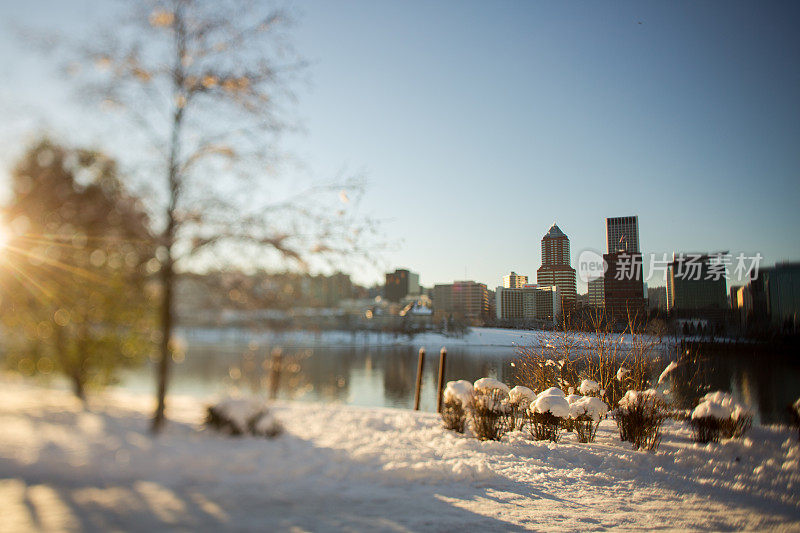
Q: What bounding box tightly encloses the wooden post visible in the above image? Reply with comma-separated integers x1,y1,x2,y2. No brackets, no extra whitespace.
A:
413,347,426,411
269,347,283,400
436,347,447,413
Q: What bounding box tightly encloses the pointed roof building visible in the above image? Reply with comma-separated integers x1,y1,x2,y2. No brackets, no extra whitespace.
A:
537,223,577,314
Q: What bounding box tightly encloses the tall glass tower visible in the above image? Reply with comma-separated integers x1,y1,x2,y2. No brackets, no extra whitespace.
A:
605,216,640,253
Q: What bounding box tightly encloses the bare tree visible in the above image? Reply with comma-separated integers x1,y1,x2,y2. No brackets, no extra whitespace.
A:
54,0,379,432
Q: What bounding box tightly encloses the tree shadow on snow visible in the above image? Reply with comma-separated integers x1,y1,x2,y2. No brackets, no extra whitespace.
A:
0,407,525,532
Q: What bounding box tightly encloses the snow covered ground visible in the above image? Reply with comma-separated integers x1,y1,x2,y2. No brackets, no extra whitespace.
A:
1,377,799,532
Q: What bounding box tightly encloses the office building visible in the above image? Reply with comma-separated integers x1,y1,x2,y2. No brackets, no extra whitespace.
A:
503,271,529,289
495,284,561,325
647,286,667,311
604,251,646,322
588,276,604,308
433,281,490,320
536,224,576,312
385,269,420,302
603,215,645,322
665,253,728,323
765,262,800,328
606,215,640,253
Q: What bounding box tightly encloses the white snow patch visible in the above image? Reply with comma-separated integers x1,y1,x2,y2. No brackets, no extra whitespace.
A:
578,379,600,395
657,361,679,384
532,393,570,418
508,386,535,406
444,380,474,406
569,397,609,422
473,378,510,395
1,378,798,531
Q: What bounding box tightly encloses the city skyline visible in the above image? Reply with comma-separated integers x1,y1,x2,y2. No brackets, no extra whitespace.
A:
1,1,799,290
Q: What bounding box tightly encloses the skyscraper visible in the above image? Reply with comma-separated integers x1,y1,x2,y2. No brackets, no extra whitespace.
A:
502,271,528,289
604,215,645,323
536,224,576,312
606,216,640,253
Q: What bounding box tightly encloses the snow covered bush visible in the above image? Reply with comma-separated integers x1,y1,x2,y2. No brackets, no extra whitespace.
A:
578,379,600,396
526,388,569,442
249,411,283,438
615,389,668,451
441,380,474,433
690,391,752,443
506,385,536,431
569,396,609,443
469,378,511,441
206,398,282,438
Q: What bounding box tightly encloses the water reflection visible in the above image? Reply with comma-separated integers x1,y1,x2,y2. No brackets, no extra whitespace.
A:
121,338,800,424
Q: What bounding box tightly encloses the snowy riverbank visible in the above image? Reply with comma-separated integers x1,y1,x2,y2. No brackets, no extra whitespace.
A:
177,325,746,350
1,378,799,531
178,326,670,349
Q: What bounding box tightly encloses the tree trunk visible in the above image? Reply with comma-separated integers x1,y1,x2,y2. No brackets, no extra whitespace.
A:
151,249,174,433
150,8,186,433
72,371,87,404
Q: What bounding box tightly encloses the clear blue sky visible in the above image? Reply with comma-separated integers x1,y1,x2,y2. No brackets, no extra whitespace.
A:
1,1,799,290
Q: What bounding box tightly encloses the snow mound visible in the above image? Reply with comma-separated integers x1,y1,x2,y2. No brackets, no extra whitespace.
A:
251,411,282,437
569,396,609,422
538,387,565,398
565,394,583,405
444,380,474,406
532,393,570,418
473,378,510,395
692,391,752,421
208,398,264,434
206,398,281,437
618,389,666,414
579,379,600,395
508,385,535,406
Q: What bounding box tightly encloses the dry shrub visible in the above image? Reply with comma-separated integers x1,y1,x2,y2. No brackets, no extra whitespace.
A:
525,411,562,442
690,415,751,443
468,389,509,441
721,414,752,439
572,415,599,443
690,392,752,443
206,404,250,436
616,390,668,451
690,415,753,444
205,399,282,438
514,309,662,411
441,398,467,433
584,310,661,409
514,328,582,394
690,416,723,443
503,404,521,432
